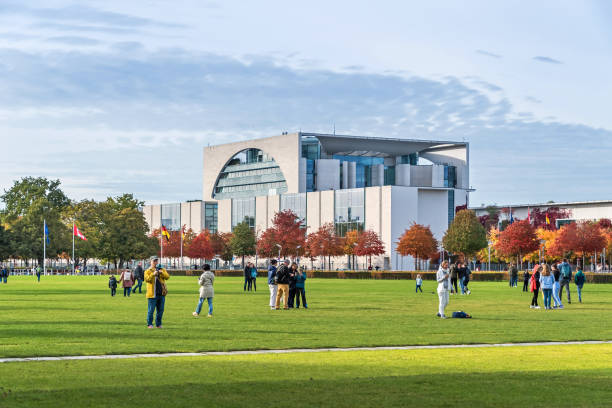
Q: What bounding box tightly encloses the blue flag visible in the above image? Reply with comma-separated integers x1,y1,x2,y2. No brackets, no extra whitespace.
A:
509,212,514,224
44,221,50,245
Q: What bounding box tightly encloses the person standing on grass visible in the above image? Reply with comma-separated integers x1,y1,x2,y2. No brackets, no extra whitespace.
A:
551,264,564,309
145,256,170,329
523,269,530,292
193,264,214,318
109,275,118,297
132,263,144,294
36,265,42,282
449,262,459,294
462,264,472,295
295,268,308,308
244,262,252,291
416,274,423,293
268,260,278,310
574,266,586,303
275,259,291,310
0,266,8,284
436,260,451,319
530,264,541,309
288,262,299,308
558,258,572,304
250,264,257,292
118,268,134,297
539,264,554,310
509,263,519,288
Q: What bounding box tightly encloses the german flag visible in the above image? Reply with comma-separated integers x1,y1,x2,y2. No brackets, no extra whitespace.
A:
161,225,171,242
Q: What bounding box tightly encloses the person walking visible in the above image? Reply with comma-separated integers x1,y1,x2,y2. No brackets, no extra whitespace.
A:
415,274,423,293
295,268,308,308
250,264,257,291
244,262,252,291
462,264,472,295
0,266,8,284
539,264,554,310
132,263,144,294
145,256,170,328
574,266,586,303
268,260,278,310
530,264,541,309
436,260,451,319
118,268,134,297
109,275,118,297
457,262,466,294
36,265,42,282
558,259,572,304
193,264,214,317
551,264,564,309
449,262,459,294
509,263,519,288
275,260,291,310
288,262,298,308
522,269,530,292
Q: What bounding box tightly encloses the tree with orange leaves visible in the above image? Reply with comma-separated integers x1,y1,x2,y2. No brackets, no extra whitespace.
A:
354,230,385,268
186,229,214,264
397,223,438,270
256,210,306,259
495,219,539,268
342,230,361,269
305,223,343,270
550,221,605,267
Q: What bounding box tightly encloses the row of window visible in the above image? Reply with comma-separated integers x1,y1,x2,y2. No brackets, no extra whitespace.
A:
216,181,286,194
159,203,219,234
220,166,281,179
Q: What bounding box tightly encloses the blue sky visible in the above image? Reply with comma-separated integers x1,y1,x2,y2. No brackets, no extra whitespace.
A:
0,0,611,206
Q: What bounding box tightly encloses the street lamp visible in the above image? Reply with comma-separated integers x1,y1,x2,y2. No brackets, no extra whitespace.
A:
275,244,282,261
487,240,492,271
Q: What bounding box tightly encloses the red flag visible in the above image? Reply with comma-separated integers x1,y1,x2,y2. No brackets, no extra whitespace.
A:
527,208,531,224
73,225,87,241
161,225,171,242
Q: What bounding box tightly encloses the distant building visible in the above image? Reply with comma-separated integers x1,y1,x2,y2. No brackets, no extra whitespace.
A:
143,132,471,269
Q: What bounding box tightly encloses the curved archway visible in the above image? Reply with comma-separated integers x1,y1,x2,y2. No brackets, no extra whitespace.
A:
212,148,288,200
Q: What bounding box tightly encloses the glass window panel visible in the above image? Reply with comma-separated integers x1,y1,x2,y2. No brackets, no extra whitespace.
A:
161,203,181,231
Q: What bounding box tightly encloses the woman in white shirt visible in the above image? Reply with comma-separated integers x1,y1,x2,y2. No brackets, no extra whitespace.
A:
436,260,451,319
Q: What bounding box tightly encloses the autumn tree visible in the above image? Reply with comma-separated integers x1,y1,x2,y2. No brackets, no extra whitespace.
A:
530,207,572,230
495,219,539,268
551,221,605,267
230,222,256,267
397,223,438,270
256,210,306,259
442,210,487,261
305,223,343,270
186,230,214,265
211,232,233,264
343,230,361,269
354,230,385,267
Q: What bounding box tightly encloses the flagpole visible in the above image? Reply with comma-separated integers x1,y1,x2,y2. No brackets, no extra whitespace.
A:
72,221,75,275
180,227,183,270
43,219,46,276
160,228,163,267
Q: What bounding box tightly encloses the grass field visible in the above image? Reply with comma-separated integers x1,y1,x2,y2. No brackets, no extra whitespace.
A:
1,275,611,407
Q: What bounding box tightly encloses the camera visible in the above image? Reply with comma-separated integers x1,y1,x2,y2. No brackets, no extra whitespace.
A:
155,264,162,271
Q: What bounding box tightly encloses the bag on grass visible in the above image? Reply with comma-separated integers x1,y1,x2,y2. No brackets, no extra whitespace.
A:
452,311,472,318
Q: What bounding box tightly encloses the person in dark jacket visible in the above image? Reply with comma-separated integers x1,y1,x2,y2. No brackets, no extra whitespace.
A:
551,264,563,309
295,269,307,308
288,262,298,308
274,260,290,310
109,275,117,296
574,267,586,303
523,270,530,292
530,264,541,309
449,262,459,294
462,265,472,295
244,262,252,291
509,263,519,287
268,260,278,309
132,263,144,294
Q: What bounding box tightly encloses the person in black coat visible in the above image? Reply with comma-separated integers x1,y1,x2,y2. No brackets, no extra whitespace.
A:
274,260,291,309
288,262,298,308
243,262,252,291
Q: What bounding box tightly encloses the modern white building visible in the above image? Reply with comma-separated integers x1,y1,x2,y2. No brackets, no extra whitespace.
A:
143,132,471,270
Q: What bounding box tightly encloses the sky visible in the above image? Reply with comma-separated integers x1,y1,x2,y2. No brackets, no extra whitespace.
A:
1,0,611,207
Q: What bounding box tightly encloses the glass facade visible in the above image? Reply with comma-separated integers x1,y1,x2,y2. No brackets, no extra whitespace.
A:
161,203,181,231
444,165,457,188
333,156,384,188
204,202,218,234
280,193,307,221
302,138,320,192
334,188,365,236
384,165,395,185
232,198,255,230
448,190,455,227
214,148,287,200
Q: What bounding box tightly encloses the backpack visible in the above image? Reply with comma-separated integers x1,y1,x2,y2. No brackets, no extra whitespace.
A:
452,311,472,318
124,271,132,281
251,269,257,278
560,264,571,279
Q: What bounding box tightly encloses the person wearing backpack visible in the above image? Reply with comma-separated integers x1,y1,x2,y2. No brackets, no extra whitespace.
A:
558,259,572,304
118,268,134,297
274,260,291,310
574,267,586,303
108,275,118,297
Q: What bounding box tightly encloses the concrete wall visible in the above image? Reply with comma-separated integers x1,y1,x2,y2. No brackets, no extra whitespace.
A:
420,144,469,189
142,205,153,231
306,191,321,233
202,133,301,200
410,165,432,187
255,196,269,232
418,189,448,241
320,190,335,225
316,159,340,191
390,186,419,270
218,200,231,232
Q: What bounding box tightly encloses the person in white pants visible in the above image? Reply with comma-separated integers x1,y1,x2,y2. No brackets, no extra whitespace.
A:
268,260,278,309
437,260,451,319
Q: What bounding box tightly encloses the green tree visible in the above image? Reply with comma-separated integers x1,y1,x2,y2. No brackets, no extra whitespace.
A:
1,177,71,265
62,200,102,268
0,224,12,261
230,222,256,267
442,209,488,261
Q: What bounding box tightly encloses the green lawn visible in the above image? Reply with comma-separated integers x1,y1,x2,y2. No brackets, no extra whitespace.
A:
0,345,610,407
0,275,610,357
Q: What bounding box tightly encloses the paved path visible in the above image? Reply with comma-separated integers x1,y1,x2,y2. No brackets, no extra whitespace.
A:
1,340,611,364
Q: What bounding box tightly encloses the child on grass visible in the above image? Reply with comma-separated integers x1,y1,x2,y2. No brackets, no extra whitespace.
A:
416,274,423,293
109,275,117,297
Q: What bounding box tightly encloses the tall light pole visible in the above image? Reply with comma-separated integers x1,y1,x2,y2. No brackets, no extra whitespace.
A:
275,244,282,261
487,240,492,271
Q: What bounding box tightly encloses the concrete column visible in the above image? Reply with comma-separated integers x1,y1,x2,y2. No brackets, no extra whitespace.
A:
341,161,349,189
372,164,384,186
347,162,357,188
396,164,411,186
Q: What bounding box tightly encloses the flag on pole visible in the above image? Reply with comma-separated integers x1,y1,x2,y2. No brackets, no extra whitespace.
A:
545,212,551,225
161,225,171,242
44,220,50,245
527,207,531,224
73,225,87,241
509,210,514,224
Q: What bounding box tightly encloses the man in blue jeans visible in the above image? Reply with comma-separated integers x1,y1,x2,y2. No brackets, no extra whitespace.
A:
144,256,170,328
132,262,144,294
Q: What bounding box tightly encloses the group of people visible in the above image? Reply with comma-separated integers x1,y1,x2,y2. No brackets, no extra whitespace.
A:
449,261,472,295
267,259,308,310
107,263,145,297
243,262,258,291
527,258,586,310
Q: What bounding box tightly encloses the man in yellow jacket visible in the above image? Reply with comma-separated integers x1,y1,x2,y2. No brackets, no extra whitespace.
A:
145,256,170,328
